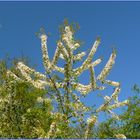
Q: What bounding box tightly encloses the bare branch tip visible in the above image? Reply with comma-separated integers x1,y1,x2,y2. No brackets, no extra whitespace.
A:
112,47,117,54
96,36,101,42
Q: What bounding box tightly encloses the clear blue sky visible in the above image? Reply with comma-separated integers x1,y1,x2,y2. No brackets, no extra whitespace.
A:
0,1,140,121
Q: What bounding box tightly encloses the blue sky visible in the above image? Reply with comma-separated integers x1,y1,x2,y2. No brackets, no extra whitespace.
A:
0,1,140,121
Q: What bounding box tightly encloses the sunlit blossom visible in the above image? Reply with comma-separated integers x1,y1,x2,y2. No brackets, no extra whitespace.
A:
115,134,126,139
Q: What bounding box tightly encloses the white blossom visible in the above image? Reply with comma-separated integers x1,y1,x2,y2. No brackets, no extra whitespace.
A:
85,116,97,138
37,97,44,103
72,42,80,51
52,46,61,65
27,108,31,113
17,62,46,79
107,100,129,110
87,116,97,124
47,122,57,138
18,68,46,89
62,26,73,50
89,66,96,89
104,96,111,102
53,65,65,73
7,70,23,82
115,134,126,139
96,104,108,113
40,34,51,71
57,41,69,60
73,52,86,61
111,87,121,103
104,79,120,87
97,50,116,81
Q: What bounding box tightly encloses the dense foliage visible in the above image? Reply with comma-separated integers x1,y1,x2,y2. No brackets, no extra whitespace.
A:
0,58,74,138
118,84,140,138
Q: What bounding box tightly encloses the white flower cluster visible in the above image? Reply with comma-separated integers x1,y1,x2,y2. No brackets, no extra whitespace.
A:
37,96,52,105
72,82,105,95
37,97,44,103
62,26,80,51
70,101,89,117
97,50,116,81
33,126,48,138
73,52,86,61
47,122,57,138
7,70,23,82
115,134,126,139
40,34,51,71
17,62,46,79
57,41,68,60
107,100,129,110
85,116,97,138
104,79,120,87
41,34,66,74
87,116,97,125
17,62,49,89
89,66,96,89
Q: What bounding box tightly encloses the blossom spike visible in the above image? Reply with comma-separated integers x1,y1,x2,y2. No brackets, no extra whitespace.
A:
97,50,116,81
7,70,23,82
115,134,126,139
89,67,96,89
17,62,46,79
107,100,129,110
85,116,97,138
57,41,68,60
52,46,61,66
47,122,57,138
53,65,65,73
104,79,120,87
73,52,86,61
111,87,121,103
40,34,51,72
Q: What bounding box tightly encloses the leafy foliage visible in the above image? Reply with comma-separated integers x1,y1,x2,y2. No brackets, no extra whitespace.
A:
0,58,72,138
119,84,140,138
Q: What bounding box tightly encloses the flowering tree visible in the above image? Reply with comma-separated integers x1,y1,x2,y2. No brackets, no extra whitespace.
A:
6,22,128,138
